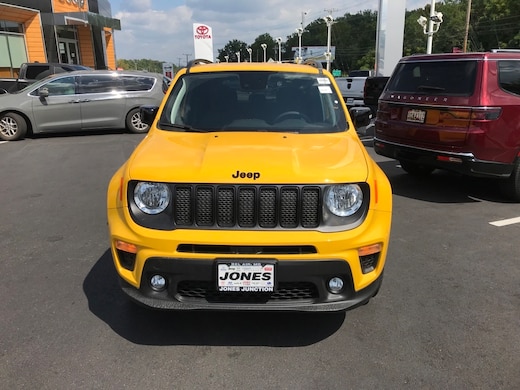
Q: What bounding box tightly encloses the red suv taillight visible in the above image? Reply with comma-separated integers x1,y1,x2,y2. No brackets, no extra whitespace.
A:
470,107,502,121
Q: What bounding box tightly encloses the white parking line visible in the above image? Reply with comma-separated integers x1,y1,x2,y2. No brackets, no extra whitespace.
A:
489,217,520,227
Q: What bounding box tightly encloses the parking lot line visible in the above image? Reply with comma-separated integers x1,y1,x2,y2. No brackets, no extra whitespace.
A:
489,216,520,226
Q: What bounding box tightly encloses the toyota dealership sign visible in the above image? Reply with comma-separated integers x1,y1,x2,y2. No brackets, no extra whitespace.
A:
193,23,214,62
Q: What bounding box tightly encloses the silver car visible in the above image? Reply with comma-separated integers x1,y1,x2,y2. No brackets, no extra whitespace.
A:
0,70,166,141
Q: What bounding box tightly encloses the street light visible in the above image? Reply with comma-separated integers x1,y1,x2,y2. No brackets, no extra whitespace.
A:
275,37,282,63
247,47,252,62
323,15,334,72
260,43,267,62
296,27,304,63
417,0,444,54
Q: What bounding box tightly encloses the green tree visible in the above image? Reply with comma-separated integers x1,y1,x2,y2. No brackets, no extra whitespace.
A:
217,39,249,63
250,33,276,62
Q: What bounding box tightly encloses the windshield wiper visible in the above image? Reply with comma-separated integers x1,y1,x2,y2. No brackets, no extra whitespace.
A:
417,85,446,92
157,123,209,132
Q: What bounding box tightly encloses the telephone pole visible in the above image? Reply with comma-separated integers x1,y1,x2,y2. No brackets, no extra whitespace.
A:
463,0,472,52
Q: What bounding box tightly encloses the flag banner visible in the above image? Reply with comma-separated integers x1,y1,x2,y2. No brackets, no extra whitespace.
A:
193,23,214,62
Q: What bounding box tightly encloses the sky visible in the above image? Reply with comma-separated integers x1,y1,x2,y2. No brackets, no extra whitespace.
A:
109,0,430,65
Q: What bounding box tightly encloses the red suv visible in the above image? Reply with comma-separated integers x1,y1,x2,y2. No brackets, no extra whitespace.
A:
374,51,520,201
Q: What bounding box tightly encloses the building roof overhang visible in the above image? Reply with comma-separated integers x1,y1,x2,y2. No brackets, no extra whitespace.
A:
51,12,120,30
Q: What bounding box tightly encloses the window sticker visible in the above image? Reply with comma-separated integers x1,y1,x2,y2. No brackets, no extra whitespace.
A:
317,77,331,85
318,85,333,94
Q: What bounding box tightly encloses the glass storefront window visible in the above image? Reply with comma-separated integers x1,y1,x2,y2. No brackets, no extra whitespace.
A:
7,35,28,67
0,20,24,34
0,20,27,76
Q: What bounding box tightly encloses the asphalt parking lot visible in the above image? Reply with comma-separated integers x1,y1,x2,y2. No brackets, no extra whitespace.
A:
0,132,518,389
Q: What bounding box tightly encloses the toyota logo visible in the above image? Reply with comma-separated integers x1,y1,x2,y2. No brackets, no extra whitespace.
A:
196,25,209,35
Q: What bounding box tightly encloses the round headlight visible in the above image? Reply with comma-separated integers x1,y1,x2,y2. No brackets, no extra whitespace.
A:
134,182,170,214
325,184,363,217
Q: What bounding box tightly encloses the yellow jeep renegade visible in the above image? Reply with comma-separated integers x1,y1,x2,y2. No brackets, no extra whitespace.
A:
107,59,392,311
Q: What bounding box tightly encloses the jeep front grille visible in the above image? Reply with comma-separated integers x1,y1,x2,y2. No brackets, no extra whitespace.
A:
173,185,321,229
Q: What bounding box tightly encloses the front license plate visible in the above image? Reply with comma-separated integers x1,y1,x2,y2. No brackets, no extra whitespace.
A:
406,109,426,123
217,261,275,292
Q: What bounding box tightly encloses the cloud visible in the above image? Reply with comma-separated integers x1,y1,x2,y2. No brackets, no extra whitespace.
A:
112,0,430,64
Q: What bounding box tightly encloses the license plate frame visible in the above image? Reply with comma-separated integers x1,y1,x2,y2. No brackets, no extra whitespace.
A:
406,109,426,123
216,260,276,293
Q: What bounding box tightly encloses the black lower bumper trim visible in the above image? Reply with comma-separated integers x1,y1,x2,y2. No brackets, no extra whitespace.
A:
119,258,383,312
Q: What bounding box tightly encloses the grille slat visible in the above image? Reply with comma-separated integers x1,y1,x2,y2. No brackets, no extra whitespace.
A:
173,185,321,229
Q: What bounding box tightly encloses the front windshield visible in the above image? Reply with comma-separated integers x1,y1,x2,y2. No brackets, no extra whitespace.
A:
158,71,348,133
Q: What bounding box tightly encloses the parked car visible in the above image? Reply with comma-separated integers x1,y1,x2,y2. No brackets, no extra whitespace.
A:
0,70,165,141
0,62,92,92
335,76,367,107
363,76,389,115
107,59,392,312
374,51,520,201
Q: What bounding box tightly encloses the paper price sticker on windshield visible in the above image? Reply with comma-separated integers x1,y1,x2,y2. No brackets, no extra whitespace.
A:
318,85,333,94
217,262,275,292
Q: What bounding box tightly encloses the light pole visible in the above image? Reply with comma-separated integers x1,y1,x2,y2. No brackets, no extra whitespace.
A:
261,43,267,62
417,0,443,54
296,27,303,63
275,37,282,63
323,15,334,72
247,47,252,62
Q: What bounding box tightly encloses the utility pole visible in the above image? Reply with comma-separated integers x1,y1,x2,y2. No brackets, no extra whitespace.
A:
463,0,472,52
183,53,191,65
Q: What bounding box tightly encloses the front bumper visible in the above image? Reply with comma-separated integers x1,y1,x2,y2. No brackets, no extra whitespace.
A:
120,258,383,312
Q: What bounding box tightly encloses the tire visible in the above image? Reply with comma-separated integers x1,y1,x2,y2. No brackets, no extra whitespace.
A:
0,112,27,141
501,159,520,202
399,160,435,176
126,108,149,134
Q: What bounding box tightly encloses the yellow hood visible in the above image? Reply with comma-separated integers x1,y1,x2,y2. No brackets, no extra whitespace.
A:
127,130,368,184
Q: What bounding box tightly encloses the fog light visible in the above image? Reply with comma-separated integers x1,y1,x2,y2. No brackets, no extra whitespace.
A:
328,277,344,293
150,275,167,291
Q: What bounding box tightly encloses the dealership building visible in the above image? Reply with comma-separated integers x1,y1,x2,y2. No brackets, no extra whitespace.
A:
0,0,120,78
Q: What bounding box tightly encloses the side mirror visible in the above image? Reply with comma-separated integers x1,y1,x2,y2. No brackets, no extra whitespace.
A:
349,106,372,128
38,87,49,98
140,105,159,126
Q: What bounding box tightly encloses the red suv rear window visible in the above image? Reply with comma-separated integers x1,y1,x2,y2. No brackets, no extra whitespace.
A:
386,60,477,96
498,60,520,95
